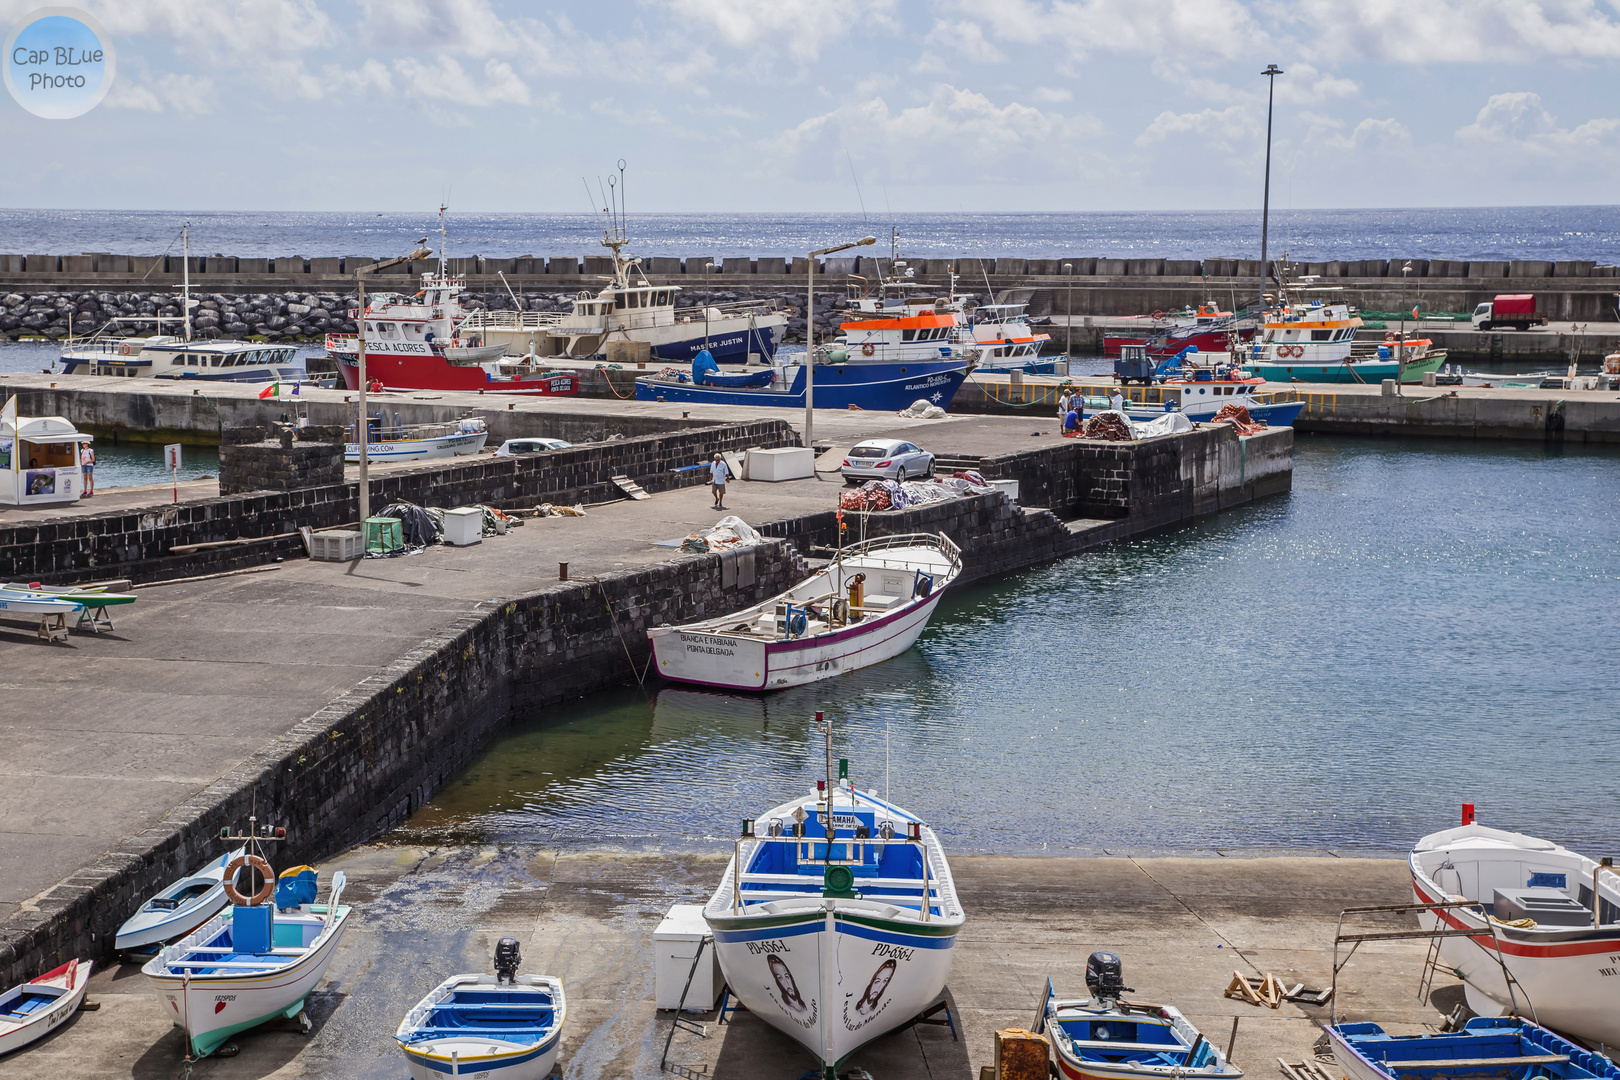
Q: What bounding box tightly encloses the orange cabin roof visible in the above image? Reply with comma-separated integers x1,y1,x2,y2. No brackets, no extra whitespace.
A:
840,312,956,331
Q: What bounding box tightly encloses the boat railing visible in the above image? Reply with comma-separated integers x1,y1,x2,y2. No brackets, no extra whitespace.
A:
458,310,568,332
730,831,945,917
349,416,487,443
841,532,963,579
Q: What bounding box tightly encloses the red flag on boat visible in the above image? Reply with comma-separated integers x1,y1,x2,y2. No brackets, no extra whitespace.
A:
257,382,280,399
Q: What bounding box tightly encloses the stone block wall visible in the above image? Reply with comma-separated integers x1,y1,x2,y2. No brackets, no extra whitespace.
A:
218,423,345,495
0,540,811,989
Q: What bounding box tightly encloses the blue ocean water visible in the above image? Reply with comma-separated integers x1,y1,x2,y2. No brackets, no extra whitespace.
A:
400,435,1620,857
2,205,1620,262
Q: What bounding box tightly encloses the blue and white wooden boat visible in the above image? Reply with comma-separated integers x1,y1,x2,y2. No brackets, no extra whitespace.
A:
704,716,964,1079
344,416,489,463
637,356,967,411
1037,960,1241,1080
116,845,246,957
396,961,565,1080
0,960,93,1057
1326,1017,1620,1080
143,861,349,1059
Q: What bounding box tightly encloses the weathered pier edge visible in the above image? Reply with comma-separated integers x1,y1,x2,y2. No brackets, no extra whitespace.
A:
0,421,1289,989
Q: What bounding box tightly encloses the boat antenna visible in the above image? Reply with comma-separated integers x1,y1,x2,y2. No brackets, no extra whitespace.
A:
438,202,449,278
846,148,868,227
818,711,833,865
885,719,890,801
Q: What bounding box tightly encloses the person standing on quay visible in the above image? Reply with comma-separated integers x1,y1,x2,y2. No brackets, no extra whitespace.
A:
80,443,95,497
710,451,730,511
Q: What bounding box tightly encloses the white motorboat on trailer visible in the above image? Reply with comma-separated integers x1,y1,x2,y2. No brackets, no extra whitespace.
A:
1410,809,1620,1048
117,845,247,957
0,960,93,1057
1037,958,1241,1080
648,533,961,692
142,817,351,1059
704,714,964,1080
396,939,566,1080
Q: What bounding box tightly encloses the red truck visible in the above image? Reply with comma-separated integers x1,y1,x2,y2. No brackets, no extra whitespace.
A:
1471,294,1547,331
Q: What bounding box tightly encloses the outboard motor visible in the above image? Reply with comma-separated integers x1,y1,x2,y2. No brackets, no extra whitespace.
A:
1085,951,1132,1002
494,937,522,984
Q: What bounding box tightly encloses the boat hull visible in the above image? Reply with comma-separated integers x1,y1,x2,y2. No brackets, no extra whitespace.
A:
1105,329,1252,358
343,432,488,462
708,908,959,1074
335,355,580,396
1250,353,1444,384
115,848,241,954
636,361,967,411
0,960,92,1057
143,907,350,1058
397,974,564,1080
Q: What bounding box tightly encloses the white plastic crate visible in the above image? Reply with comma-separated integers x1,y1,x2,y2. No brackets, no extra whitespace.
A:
310,529,362,561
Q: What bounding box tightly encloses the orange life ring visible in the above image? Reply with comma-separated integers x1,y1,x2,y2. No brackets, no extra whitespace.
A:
861,343,875,357
1384,331,1397,342
1290,345,1303,358
222,854,276,906
120,342,132,356
1151,310,1165,320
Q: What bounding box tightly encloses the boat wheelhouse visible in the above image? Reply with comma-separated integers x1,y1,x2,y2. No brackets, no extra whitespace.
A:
964,302,1057,373
61,334,304,382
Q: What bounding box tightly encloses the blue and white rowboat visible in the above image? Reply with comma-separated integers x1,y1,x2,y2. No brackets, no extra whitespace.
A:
396,973,566,1080
1326,1017,1620,1080
705,730,964,1080
116,846,246,957
0,960,93,1057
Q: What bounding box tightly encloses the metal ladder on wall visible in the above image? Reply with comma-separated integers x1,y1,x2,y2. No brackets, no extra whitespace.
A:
660,935,722,1078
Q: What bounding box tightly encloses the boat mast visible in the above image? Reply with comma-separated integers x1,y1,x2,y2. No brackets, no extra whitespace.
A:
438,203,448,279
819,711,834,865
182,224,192,343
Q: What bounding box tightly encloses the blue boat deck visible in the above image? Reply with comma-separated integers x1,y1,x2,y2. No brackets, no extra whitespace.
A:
1333,1019,1620,1080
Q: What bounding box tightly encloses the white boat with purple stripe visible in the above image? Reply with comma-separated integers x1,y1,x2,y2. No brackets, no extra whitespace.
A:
647,533,961,692
704,715,963,1079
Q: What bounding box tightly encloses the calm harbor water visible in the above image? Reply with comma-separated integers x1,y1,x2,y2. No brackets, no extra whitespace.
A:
3,206,1620,262
399,435,1620,858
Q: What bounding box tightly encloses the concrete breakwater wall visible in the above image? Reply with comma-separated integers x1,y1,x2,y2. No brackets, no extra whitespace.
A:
0,540,811,991
1277,387,1620,443
0,417,798,583
1,379,730,445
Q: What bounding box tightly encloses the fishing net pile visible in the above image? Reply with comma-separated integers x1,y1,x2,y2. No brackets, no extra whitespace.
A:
838,471,995,512
680,515,765,552
1211,402,1266,436
1079,412,1133,441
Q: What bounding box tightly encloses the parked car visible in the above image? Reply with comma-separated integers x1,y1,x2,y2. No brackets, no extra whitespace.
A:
494,438,571,456
840,438,935,485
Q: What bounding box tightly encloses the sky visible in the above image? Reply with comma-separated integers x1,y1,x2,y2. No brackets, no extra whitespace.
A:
2,0,1620,213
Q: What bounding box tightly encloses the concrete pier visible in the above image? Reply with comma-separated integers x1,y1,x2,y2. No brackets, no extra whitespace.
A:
0,849,1447,1080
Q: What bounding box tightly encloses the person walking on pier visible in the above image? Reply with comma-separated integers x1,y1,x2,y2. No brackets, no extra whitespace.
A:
710,452,730,511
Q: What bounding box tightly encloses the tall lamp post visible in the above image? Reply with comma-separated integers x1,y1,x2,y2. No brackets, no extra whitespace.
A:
1062,263,1073,362
355,242,432,524
1259,63,1284,306
804,235,876,447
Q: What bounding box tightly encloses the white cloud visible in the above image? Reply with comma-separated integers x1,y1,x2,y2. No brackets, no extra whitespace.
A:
663,0,900,60
763,85,1099,182
393,55,532,107
1033,87,1073,103
1286,0,1620,64
1456,91,1620,156
924,19,1009,64
90,0,334,56
106,73,216,114
1137,105,1258,149
933,0,1266,61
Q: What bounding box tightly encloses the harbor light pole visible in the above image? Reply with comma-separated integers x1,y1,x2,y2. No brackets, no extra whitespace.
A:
1062,263,1073,362
355,242,432,525
804,235,876,448
1259,64,1284,306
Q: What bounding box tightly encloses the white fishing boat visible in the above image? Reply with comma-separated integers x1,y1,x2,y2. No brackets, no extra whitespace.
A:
648,533,961,692
143,822,350,1059
1037,959,1242,1080
1410,812,1620,1048
344,415,489,463
396,940,566,1080
704,715,964,1079
116,845,247,957
0,960,93,1057
0,588,83,619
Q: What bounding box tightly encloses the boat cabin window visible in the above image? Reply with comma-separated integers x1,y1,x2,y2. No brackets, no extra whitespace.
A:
1312,330,1331,341
902,329,916,341
171,356,185,366
187,354,199,366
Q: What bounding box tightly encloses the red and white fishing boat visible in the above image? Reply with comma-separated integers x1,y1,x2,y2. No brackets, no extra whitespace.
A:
1104,302,1255,358
1410,810,1620,1049
327,209,581,397
648,533,961,691
0,959,93,1056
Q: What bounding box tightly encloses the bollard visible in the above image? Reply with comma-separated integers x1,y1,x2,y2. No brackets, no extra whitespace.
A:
558,562,568,581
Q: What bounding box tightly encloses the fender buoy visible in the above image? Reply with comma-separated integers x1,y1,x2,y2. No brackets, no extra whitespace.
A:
861,343,874,357
1385,331,1397,342
223,854,276,906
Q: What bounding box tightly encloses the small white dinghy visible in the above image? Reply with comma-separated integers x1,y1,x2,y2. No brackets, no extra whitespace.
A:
649,532,961,691
117,845,246,957
142,820,351,1059
0,959,93,1057
396,939,566,1080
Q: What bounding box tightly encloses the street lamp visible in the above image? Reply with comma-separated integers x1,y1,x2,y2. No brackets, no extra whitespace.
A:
704,260,714,351
1259,63,1284,306
355,241,432,524
1062,263,1073,363
805,235,877,447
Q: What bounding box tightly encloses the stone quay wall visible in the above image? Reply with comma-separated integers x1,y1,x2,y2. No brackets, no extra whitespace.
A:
0,418,799,584
218,423,346,494
0,540,811,990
